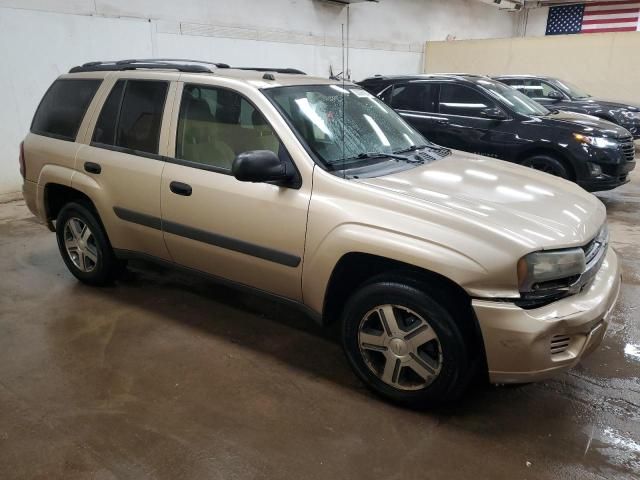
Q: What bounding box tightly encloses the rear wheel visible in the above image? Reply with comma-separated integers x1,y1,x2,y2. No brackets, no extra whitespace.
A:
341,278,474,408
55,202,118,286
521,154,569,179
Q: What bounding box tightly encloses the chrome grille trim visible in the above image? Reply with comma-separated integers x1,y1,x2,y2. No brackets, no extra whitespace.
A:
569,225,609,294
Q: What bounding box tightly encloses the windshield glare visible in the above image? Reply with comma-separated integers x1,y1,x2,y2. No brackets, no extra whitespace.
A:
264,85,429,168
478,79,550,117
554,79,590,99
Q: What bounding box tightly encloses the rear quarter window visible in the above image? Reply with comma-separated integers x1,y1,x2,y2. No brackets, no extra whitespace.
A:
31,79,102,141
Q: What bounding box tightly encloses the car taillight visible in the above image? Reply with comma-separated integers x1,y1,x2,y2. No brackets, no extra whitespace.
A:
19,141,26,179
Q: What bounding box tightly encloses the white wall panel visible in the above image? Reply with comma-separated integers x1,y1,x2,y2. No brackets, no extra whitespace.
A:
0,0,518,194
0,9,152,194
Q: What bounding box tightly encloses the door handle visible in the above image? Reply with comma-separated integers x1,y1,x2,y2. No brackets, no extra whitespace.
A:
436,119,449,125
84,162,101,174
170,181,192,196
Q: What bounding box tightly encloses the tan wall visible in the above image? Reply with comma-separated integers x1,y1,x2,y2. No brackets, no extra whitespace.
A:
424,32,640,105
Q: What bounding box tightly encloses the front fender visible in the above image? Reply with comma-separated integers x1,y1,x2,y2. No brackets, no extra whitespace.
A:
302,223,489,314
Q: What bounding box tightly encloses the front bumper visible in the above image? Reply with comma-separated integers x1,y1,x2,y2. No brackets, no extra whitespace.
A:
574,141,636,191
473,247,621,384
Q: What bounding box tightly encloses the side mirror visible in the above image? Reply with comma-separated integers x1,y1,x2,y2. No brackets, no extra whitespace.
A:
480,107,508,121
547,91,564,102
232,150,293,186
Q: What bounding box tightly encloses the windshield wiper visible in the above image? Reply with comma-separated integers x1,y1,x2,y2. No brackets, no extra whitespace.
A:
395,144,426,154
348,152,424,164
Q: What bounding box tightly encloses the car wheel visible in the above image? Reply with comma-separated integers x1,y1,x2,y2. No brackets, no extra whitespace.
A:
55,201,118,286
341,278,473,408
521,154,569,179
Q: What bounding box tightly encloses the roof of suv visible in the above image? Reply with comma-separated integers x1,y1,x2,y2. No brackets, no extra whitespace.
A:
359,73,490,85
494,74,555,81
67,59,345,88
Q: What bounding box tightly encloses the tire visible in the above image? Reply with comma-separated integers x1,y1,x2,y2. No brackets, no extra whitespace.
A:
520,154,569,179
341,277,474,408
55,201,118,286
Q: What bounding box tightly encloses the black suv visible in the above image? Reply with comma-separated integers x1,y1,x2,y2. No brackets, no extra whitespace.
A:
495,75,640,139
358,74,636,192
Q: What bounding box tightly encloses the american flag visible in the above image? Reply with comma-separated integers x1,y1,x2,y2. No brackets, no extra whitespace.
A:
546,1,640,35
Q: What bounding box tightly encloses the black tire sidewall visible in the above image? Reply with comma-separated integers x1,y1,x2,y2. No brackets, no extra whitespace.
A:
522,155,568,179
55,202,115,285
342,280,471,408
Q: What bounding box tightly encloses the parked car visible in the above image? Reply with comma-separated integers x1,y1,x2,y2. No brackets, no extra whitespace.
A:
358,74,636,192
22,59,620,407
494,75,640,139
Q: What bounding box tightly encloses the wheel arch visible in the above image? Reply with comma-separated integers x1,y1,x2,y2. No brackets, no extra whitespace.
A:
43,182,100,231
515,145,577,181
322,252,487,378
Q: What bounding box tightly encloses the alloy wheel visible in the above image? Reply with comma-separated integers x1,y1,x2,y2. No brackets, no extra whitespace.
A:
358,304,443,391
63,217,98,273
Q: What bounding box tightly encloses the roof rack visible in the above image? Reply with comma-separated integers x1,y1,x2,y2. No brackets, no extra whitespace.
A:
116,59,230,68
236,67,307,75
69,58,229,74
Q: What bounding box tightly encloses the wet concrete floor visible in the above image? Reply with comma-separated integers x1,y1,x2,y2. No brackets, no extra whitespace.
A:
0,175,639,480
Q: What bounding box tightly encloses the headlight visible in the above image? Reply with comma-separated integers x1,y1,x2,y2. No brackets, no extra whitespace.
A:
621,110,640,121
517,248,586,299
573,133,617,148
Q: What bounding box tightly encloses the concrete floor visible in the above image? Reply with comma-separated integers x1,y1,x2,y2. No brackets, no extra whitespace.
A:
1,177,639,480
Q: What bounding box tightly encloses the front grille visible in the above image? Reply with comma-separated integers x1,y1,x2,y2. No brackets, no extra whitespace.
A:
551,335,571,355
583,237,601,265
619,140,636,163
583,226,608,267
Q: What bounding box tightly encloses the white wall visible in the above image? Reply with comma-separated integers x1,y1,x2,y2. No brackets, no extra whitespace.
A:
524,7,549,37
0,0,518,194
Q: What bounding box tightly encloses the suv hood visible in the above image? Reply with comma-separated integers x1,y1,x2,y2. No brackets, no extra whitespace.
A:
538,110,630,139
573,98,640,112
356,151,605,250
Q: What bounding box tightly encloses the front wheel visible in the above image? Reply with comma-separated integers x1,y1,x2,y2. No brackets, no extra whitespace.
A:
55,202,118,286
341,278,474,408
521,154,569,179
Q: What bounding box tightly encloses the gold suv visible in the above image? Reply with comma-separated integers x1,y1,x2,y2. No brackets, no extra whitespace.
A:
21,59,621,407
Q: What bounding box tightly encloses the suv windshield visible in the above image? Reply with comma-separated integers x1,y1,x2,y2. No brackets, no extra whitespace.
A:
553,79,591,100
264,85,432,169
477,79,550,117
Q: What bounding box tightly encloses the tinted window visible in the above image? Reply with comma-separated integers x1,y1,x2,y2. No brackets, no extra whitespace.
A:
176,84,281,171
31,79,101,141
390,83,436,112
92,80,125,145
116,81,168,154
553,79,590,99
438,84,494,117
480,79,549,117
503,79,560,99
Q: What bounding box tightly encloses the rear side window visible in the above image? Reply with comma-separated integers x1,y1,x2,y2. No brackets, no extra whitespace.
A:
438,84,494,117
31,79,101,141
93,80,125,145
390,83,436,112
92,80,168,155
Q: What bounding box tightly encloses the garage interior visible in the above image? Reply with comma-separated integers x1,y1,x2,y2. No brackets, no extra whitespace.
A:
1,0,639,479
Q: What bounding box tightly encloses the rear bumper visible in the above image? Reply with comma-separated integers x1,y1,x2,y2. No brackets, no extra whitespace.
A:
22,179,40,218
473,247,621,384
